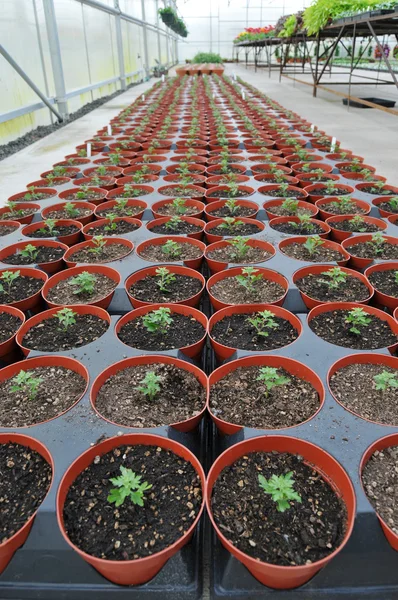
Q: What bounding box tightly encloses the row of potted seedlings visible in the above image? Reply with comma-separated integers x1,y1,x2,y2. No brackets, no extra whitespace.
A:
0,71,398,595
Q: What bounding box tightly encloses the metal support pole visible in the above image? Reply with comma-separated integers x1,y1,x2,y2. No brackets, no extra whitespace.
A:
313,38,320,96
0,44,63,121
155,0,162,66
43,0,68,118
114,1,127,89
368,21,398,89
140,0,150,78
348,23,357,109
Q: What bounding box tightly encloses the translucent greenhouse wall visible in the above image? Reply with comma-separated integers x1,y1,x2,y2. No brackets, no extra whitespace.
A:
0,0,178,144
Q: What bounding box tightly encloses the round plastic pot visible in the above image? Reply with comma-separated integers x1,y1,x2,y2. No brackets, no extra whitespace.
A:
8,188,57,203
258,184,308,200
335,162,376,176
205,175,250,188
0,433,54,574
0,267,48,312
206,434,355,589
269,216,331,239
325,215,387,242
254,174,300,186
56,432,205,585
355,183,398,197
293,264,374,309
123,164,162,176
82,217,141,240
42,167,80,178
125,265,206,309
41,202,96,226
146,216,205,241
207,267,288,312
130,155,168,165
251,164,292,175
328,353,398,424
388,214,398,227
204,217,265,245
72,176,116,191
116,176,160,188
208,305,302,362
106,185,154,200
58,187,107,207
163,174,207,187
21,219,82,246
115,303,208,359
205,239,275,274
204,199,259,222
157,184,205,199
82,166,123,179
0,239,68,275
90,355,207,432
291,161,333,175
309,302,398,354
206,164,246,177
395,307,398,322
205,185,254,203
315,197,371,221
364,262,398,310
27,177,71,188
63,237,133,267
0,203,40,225
295,173,339,189
0,221,20,236
0,305,25,357
278,236,349,265
303,183,355,203
342,234,398,269
95,199,146,221
285,153,324,164
263,199,318,221
372,196,398,218
151,199,205,220
42,265,120,309
136,236,205,271
325,152,357,161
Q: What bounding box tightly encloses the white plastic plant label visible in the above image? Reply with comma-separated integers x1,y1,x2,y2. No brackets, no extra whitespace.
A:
142,94,145,101
310,124,315,133
86,142,91,158
107,125,112,136
331,137,337,151
161,74,165,82
242,90,246,100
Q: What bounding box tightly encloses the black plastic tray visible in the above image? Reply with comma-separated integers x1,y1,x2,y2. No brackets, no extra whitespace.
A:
342,97,396,109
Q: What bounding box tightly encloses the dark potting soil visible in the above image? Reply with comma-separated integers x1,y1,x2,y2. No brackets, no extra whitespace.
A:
2,246,65,266
206,190,250,199
347,241,398,260
208,206,255,218
0,366,87,427
377,200,398,214
88,220,140,237
0,224,18,237
97,206,143,218
46,274,116,305
368,269,398,299
24,224,80,239
0,442,52,543
156,204,200,217
212,451,347,566
270,222,325,236
330,219,381,233
207,245,271,264
299,175,335,183
150,221,202,235
317,202,366,216
208,166,245,174
259,188,306,199
63,444,202,560
159,187,203,198
362,445,398,534
61,190,104,201
209,223,262,237
255,176,293,185
2,208,36,221
309,310,397,349
267,205,313,217
329,363,398,425
360,186,396,195
211,314,298,352
130,274,202,304
20,191,56,202
210,276,285,306
95,363,205,427
21,314,109,352
138,242,202,263
281,243,343,263
311,188,351,197
117,312,205,351
46,207,91,220
0,311,22,343
68,243,130,264
296,273,370,302
0,275,44,305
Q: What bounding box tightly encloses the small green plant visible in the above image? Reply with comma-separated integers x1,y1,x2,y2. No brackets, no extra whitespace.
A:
321,267,348,289
155,267,176,293
247,310,278,338
388,197,398,211
107,466,152,507
325,181,338,195
258,471,302,513
120,184,141,198
23,186,42,202
142,307,173,334
349,215,367,232
373,370,398,392
171,198,188,215
235,266,262,293
113,198,132,215
303,235,324,256
225,198,239,215
256,366,290,398
219,217,244,234
329,195,355,213
20,244,39,262
5,202,24,217
39,219,58,236
69,271,96,296
88,235,107,255
95,166,107,176
137,371,161,400
226,181,240,197
104,213,118,232
55,307,77,331
345,307,372,335
289,214,315,232
0,270,20,295
161,239,182,260
281,199,299,214
228,236,251,261
75,189,88,200
10,370,42,400
165,216,182,230
65,202,80,218
371,232,386,255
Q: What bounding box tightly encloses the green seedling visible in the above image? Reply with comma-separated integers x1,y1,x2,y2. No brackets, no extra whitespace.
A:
65,202,80,218
88,235,107,255
278,182,289,195
303,235,324,256
165,216,182,230
256,366,290,398
161,239,182,260
55,307,77,331
228,236,251,261
225,198,239,215
235,266,262,293
108,466,152,507
10,370,42,400
113,198,132,215
289,214,314,232
0,270,20,295
373,370,398,392
45,173,56,185
349,215,367,232
321,267,348,289
75,189,88,200
219,217,244,234
345,307,371,335
104,213,118,231
258,471,302,513
281,199,299,214
142,307,173,334
95,166,107,176
325,181,338,195
171,198,188,215
371,232,386,255
121,184,141,198
137,371,161,400
77,149,87,157
388,197,398,212
52,166,68,177
154,267,176,293
23,187,42,202
247,310,278,338
5,202,24,217
69,271,96,296
226,181,240,197
109,153,122,165
20,244,39,262
329,195,355,213
89,175,103,187
39,219,58,236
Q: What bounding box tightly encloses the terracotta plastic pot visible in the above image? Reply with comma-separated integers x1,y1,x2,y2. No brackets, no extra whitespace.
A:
308,302,398,354
72,176,116,191
41,202,96,226
355,183,398,197
0,239,68,274
342,234,398,269
207,266,288,312
325,152,357,162
263,199,318,221
293,264,374,309
21,219,82,246
130,155,167,165
258,184,308,200
8,188,57,203
125,265,206,309
42,265,120,309
58,187,107,207
27,177,71,188
204,217,265,245
0,433,54,574
115,303,208,359
0,203,40,225
364,262,398,310
82,217,141,240
269,216,331,239
285,153,324,164
206,164,246,177
251,164,292,175
254,174,300,187
106,184,154,199
205,174,250,188
63,237,134,267
372,196,398,218
82,166,123,179
0,267,48,312
95,199,146,220
42,168,79,179
205,239,275,274
208,305,302,362
315,197,371,221
146,216,205,241
205,185,254,203
326,215,387,242
0,220,20,236
204,199,259,222
388,214,398,227
295,173,339,189
123,164,162,176
303,183,355,203
151,199,205,220
335,162,376,176
206,434,356,589
395,307,398,322
158,184,205,199
291,161,333,175
136,236,205,271
90,355,207,432
278,236,350,265
57,433,205,585
0,305,25,357
163,174,207,187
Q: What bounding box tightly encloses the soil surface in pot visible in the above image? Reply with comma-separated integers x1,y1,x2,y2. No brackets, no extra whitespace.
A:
329,363,398,425
267,205,313,217
46,273,116,305
22,314,109,352
0,224,18,237
310,309,397,349
156,204,199,217
0,365,86,427
211,314,298,352
25,224,79,239
68,243,130,264
2,208,36,220
207,190,250,199
150,221,202,235
139,241,202,263
21,191,56,201
46,207,92,220
97,206,143,218
318,201,366,216
210,275,285,305
377,200,398,214
95,363,205,427
260,188,307,199
311,188,351,197
0,311,22,343
118,313,205,351
212,450,346,566
360,186,396,195
207,206,255,219
330,218,381,234
62,190,104,201
299,175,334,183
368,269,398,299
281,243,343,263
362,445,398,533
88,220,139,237
296,273,370,303
159,187,203,198
207,245,271,264
130,273,202,304
0,442,52,543
209,167,245,175
0,275,44,305
209,223,262,237
2,246,64,266
210,365,319,429
63,444,202,560
271,221,325,236
346,241,398,261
